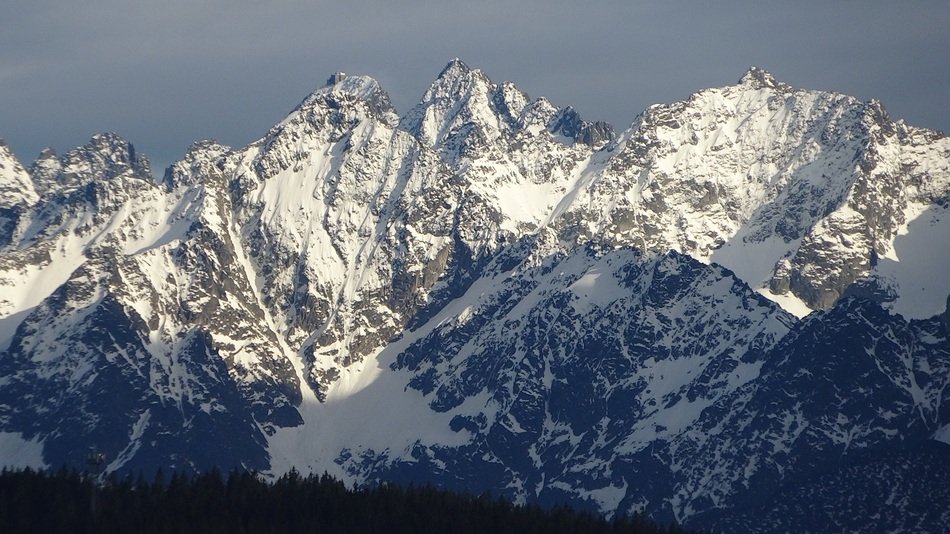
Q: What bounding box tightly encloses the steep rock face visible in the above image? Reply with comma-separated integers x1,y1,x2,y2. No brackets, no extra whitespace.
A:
0,141,38,247
548,106,615,148
784,104,950,309
216,75,458,398
180,66,622,398
567,68,865,255
0,258,270,473
702,441,950,533
0,141,37,209
0,134,303,472
27,133,152,198
0,134,162,327
338,272,949,528
337,238,794,521
400,59,604,239
675,295,950,524
546,67,950,313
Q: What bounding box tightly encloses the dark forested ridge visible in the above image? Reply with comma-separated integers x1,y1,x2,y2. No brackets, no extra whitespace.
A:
0,468,684,534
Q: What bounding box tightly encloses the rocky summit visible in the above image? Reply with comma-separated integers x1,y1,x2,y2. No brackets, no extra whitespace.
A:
1,60,949,532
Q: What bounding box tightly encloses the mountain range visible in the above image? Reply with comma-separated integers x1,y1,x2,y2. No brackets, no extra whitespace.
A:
1,59,948,531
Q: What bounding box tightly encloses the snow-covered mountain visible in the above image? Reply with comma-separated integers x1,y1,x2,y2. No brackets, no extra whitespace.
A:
1,60,948,531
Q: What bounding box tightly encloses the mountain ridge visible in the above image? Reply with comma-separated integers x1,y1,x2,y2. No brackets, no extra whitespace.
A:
1,60,948,531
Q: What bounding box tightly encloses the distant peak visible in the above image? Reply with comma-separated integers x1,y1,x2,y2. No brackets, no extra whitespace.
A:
286,74,397,127
547,107,616,148
74,133,151,178
330,75,380,95
739,66,780,89
405,57,489,111
425,58,491,94
86,132,137,152
430,58,489,88
438,57,471,78
36,147,58,159
90,132,122,142
326,72,347,86
29,148,61,180
186,139,230,155
303,74,392,106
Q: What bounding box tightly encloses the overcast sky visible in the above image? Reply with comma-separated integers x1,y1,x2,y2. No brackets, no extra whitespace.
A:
2,1,949,174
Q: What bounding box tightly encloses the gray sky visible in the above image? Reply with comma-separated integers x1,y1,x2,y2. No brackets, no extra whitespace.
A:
2,1,949,174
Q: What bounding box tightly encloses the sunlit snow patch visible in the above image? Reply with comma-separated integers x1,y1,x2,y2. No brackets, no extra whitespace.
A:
874,202,950,319
0,432,45,469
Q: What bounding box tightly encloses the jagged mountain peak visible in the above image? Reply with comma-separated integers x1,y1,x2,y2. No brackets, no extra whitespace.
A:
547,105,615,147
0,140,38,209
860,98,895,134
3,61,949,531
0,140,22,167
34,147,57,160
427,57,499,97
27,147,63,193
21,132,152,199
77,132,148,164
321,74,391,105
401,58,612,153
414,58,492,104
438,57,473,78
737,65,786,90
571,64,950,317
58,133,149,181
249,73,402,179
291,73,398,126
399,58,529,146
163,139,234,188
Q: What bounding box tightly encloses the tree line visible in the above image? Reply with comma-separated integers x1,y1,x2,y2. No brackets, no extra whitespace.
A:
0,467,688,533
